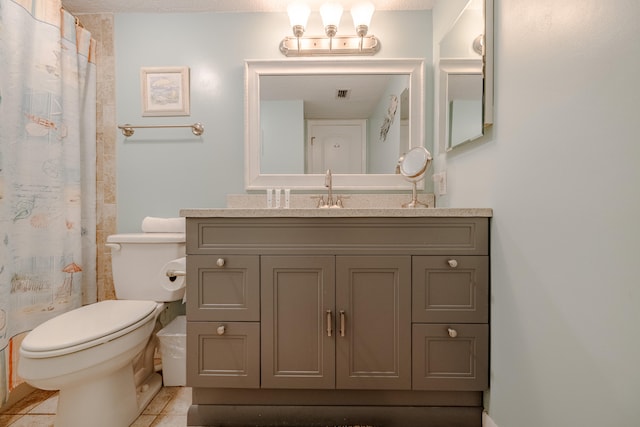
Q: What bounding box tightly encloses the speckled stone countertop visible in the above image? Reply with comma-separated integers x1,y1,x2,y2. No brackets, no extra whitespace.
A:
180,194,492,217
180,208,492,218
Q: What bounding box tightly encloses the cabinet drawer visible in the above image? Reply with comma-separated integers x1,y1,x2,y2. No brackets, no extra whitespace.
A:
412,256,488,323
187,217,489,256
187,321,260,388
187,255,259,321
412,324,488,391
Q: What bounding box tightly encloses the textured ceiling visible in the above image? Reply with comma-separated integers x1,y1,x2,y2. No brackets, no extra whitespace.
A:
63,0,434,14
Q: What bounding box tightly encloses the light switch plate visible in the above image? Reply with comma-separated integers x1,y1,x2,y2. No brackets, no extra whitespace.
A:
433,172,447,195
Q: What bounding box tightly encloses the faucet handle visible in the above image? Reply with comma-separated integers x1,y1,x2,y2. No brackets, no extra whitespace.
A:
334,195,350,208
311,195,327,208
329,195,349,208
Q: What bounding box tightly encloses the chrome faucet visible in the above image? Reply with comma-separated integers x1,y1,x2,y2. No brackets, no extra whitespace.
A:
313,169,345,208
325,169,334,207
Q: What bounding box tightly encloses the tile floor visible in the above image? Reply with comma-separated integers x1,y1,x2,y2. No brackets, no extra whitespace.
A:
0,386,191,427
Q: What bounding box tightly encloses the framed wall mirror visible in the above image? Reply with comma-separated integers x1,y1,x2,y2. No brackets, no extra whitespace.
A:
245,58,425,190
438,0,493,151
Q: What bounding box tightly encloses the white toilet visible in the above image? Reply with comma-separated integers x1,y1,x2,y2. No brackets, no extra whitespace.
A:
18,232,186,427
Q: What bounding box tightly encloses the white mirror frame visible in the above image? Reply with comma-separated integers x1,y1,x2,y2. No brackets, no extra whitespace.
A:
244,58,425,190
437,0,494,152
485,0,494,126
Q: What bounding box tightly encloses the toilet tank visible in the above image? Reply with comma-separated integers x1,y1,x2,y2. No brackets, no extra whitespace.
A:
106,233,186,302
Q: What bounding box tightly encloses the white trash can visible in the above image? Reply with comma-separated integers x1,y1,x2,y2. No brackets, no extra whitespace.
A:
157,315,186,386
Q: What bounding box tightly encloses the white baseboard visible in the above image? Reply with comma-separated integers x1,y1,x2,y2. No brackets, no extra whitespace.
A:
483,411,499,427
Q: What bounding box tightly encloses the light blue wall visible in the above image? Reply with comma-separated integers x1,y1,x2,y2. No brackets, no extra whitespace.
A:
434,0,640,426
115,11,432,232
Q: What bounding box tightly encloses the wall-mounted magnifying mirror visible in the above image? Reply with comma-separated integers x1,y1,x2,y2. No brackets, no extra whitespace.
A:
438,0,493,151
399,146,432,208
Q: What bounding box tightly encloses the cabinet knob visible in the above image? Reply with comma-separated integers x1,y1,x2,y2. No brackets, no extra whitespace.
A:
447,328,458,338
216,258,225,267
217,325,226,335
447,259,458,268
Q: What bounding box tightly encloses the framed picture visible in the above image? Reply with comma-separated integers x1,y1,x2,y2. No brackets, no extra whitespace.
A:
141,66,190,116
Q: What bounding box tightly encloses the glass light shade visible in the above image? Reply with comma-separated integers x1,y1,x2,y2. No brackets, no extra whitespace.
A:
320,2,344,27
351,1,375,28
287,2,311,28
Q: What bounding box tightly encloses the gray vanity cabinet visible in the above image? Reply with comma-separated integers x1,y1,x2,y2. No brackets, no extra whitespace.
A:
184,215,490,427
261,255,411,390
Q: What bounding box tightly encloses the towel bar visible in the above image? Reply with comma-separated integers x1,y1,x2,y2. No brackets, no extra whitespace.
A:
117,122,204,137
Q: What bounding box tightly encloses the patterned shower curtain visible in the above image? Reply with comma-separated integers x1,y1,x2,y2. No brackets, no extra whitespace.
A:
0,0,97,404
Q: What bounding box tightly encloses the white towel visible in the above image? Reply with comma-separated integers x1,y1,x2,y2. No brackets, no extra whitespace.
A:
141,217,185,233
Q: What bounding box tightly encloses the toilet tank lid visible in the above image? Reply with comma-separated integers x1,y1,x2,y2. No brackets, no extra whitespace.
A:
21,300,159,353
107,232,185,243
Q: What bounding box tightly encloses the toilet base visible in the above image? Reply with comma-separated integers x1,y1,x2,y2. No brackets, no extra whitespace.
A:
137,373,163,417
55,365,162,427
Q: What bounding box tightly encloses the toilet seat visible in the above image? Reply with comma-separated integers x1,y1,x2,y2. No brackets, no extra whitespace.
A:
21,300,160,358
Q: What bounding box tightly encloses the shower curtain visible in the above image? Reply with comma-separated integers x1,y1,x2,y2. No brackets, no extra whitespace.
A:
0,0,97,405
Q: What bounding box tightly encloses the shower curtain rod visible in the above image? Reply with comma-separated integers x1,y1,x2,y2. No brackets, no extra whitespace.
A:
117,122,205,137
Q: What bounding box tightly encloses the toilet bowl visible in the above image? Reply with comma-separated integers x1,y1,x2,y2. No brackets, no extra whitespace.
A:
20,300,163,427
18,230,186,427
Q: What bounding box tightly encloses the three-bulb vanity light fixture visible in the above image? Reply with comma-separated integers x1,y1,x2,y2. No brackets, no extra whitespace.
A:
280,1,380,56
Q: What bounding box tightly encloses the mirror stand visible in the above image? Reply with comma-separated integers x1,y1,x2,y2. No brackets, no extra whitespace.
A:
403,181,429,208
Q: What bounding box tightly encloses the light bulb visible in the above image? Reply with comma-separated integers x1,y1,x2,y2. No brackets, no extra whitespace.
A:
320,2,343,37
287,2,311,37
351,1,375,37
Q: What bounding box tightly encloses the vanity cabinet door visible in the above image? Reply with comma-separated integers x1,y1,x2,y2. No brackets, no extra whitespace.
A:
187,321,260,388
261,256,336,389
335,256,412,390
412,323,488,391
412,256,488,324
186,255,260,321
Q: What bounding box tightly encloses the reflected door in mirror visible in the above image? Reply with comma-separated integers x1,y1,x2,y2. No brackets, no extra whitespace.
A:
307,120,366,174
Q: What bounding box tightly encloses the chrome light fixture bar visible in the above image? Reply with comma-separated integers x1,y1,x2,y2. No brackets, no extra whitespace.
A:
280,34,380,56
281,1,379,57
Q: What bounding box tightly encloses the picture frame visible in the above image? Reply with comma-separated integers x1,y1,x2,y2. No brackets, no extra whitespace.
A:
140,66,190,116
